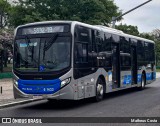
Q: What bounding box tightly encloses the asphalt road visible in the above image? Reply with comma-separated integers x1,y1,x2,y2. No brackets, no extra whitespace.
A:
0,79,160,126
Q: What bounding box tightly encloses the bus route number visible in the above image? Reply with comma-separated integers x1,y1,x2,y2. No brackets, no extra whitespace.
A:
33,27,53,34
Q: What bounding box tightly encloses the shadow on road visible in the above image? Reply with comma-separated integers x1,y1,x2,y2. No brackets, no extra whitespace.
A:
20,86,152,110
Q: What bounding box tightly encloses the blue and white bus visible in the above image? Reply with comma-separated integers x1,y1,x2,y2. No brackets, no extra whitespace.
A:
13,21,156,101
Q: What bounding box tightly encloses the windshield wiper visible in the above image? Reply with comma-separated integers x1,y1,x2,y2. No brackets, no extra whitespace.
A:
25,35,32,52
25,35,38,64
43,33,58,51
42,34,58,67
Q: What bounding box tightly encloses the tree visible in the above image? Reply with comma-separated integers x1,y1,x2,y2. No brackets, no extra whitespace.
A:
115,24,139,36
139,33,154,40
8,0,121,27
0,0,11,72
152,29,160,39
0,28,13,71
0,0,11,28
151,29,160,66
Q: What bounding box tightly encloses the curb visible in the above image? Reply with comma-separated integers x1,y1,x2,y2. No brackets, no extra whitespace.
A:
0,98,42,109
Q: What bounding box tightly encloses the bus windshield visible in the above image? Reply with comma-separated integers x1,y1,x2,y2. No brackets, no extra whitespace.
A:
14,36,71,72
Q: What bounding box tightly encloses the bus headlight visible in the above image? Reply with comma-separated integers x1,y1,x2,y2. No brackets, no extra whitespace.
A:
61,77,71,88
13,73,19,86
13,79,18,86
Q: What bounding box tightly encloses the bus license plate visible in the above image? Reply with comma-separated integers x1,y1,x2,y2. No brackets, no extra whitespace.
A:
33,95,43,99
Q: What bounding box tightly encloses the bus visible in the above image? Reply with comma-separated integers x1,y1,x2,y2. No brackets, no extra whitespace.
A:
13,21,156,101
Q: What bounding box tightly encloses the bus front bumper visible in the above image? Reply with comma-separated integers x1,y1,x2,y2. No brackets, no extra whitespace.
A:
13,84,62,99
13,80,74,100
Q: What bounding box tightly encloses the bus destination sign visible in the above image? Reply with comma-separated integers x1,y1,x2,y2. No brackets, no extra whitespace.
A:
21,25,68,35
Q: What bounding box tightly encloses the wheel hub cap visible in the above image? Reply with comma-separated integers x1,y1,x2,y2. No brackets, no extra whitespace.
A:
97,84,103,95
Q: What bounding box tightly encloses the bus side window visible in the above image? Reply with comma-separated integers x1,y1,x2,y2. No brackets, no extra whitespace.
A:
145,42,150,64
102,32,112,68
137,40,144,67
145,42,155,69
120,37,131,70
74,25,90,64
120,37,131,54
92,30,102,53
149,43,155,64
75,43,88,63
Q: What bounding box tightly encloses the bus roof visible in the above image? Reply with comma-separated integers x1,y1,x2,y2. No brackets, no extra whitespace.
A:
17,20,155,44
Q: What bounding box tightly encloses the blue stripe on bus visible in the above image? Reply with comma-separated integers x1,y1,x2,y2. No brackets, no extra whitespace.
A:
123,75,132,85
18,79,61,94
137,74,142,83
146,73,152,81
137,72,155,83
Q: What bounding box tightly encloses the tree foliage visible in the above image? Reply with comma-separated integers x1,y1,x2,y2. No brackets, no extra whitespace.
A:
8,0,121,27
151,29,160,66
0,0,11,28
116,24,139,36
152,29,160,39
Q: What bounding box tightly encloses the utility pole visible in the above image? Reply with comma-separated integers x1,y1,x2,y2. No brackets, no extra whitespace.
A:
112,0,152,28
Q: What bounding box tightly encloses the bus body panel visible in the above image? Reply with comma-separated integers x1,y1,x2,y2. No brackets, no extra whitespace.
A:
13,21,156,100
120,70,132,87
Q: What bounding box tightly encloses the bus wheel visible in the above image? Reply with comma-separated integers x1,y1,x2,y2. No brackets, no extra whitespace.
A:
47,99,57,103
138,73,146,90
95,78,104,102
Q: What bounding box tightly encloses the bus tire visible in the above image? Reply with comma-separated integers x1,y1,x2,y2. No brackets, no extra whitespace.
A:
94,78,104,102
47,99,57,102
138,73,146,90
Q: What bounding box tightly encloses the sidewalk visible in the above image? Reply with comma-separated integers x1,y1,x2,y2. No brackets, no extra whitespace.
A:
157,72,160,79
0,79,30,105
0,73,160,106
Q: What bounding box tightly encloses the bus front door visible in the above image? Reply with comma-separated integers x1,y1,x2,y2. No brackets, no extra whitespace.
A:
112,43,120,89
131,45,137,84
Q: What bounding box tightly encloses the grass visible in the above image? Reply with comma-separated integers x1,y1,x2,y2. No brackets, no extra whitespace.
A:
0,65,12,79
0,72,12,79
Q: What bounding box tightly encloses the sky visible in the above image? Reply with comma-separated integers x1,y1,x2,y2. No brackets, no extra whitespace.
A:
114,0,160,33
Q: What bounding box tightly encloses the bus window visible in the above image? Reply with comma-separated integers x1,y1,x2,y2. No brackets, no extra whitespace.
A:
101,32,112,68
137,40,145,67
149,43,155,63
120,37,131,70
103,33,112,52
74,25,90,64
120,54,131,67
112,34,119,43
144,42,150,63
92,30,102,53
74,25,93,79
120,37,130,54
75,43,88,63
75,25,90,43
